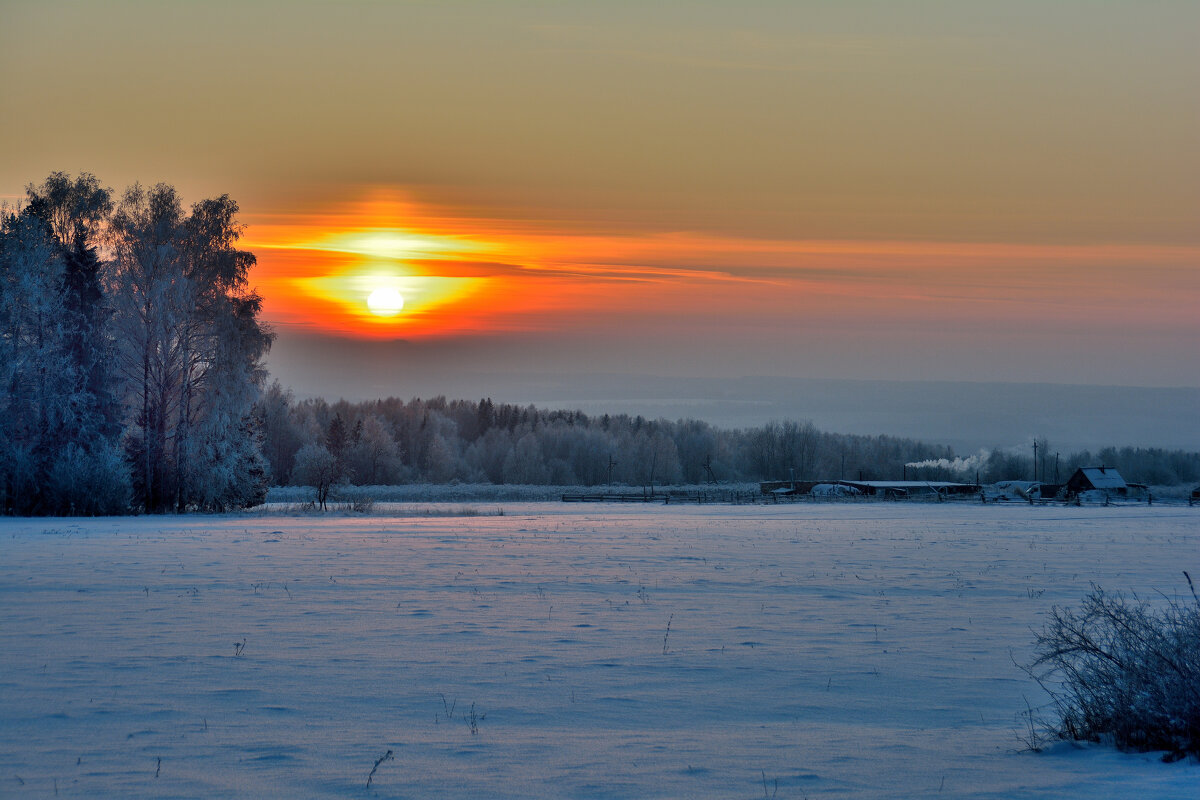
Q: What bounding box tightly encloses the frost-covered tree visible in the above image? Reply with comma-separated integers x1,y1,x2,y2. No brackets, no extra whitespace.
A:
0,201,128,514
25,172,120,445
503,432,549,485
107,183,187,510
44,440,132,515
464,428,513,484
177,199,273,510
0,210,65,512
675,419,718,484
424,433,461,484
416,411,463,483
631,429,681,492
256,381,307,484
292,443,339,510
345,415,402,485
108,184,272,511
2,172,271,515
325,413,350,473
566,427,611,485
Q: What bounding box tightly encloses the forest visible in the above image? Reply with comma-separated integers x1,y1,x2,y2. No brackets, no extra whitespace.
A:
1,173,271,514
4,172,1199,516
258,386,1200,493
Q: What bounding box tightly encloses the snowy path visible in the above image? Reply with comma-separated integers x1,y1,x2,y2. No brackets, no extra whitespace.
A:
1,505,1196,798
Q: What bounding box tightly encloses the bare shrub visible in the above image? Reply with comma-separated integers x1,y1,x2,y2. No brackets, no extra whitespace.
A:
1024,574,1200,760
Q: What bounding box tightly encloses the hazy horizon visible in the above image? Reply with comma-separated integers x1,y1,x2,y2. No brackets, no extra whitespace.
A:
265,329,1200,454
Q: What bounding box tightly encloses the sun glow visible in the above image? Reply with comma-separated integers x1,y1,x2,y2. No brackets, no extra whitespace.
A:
240,193,513,336
295,266,478,331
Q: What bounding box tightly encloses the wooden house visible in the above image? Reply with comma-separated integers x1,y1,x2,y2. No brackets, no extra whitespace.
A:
1064,466,1128,498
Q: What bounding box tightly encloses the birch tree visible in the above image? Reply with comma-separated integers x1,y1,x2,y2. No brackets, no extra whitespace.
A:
108,184,272,511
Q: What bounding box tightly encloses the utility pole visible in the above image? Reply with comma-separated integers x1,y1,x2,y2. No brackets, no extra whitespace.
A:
1054,452,1060,484
1032,440,1039,482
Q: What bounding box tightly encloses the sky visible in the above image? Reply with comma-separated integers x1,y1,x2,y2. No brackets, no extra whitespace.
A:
3,1,1198,416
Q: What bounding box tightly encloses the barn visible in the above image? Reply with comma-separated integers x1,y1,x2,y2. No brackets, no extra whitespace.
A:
1064,466,1128,498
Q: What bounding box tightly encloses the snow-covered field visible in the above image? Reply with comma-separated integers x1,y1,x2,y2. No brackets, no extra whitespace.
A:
1,504,1196,798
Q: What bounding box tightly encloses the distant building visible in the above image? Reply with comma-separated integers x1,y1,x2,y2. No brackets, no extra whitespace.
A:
759,480,820,496
1064,466,1128,498
759,479,980,498
836,480,981,498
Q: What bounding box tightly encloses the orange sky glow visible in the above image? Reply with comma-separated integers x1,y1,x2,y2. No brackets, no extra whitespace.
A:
244,190,1200,344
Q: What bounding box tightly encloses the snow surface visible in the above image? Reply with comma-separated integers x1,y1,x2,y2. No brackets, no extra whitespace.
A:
1,504,1197,798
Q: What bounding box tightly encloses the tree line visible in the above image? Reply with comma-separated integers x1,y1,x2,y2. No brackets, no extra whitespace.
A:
1,172,272,514
255,388,1200,492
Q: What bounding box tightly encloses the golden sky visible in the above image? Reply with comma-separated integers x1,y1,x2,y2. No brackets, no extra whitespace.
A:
3,1,1198,389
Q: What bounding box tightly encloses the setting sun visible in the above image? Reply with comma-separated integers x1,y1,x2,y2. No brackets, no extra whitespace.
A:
366,286,404,316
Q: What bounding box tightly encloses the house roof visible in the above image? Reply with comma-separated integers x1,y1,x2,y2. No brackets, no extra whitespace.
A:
1077,467,1127,490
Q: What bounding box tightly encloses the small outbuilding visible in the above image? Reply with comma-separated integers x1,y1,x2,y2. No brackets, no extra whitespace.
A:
1064,466,1128,498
